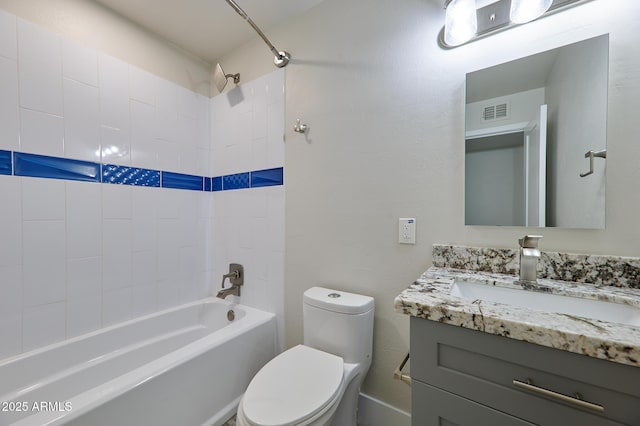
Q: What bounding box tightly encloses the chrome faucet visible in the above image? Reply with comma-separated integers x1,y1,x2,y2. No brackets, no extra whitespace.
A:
216,263,244,299
518,235,543,282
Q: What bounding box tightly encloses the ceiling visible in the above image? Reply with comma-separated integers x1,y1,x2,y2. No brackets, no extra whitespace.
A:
95,0,325,64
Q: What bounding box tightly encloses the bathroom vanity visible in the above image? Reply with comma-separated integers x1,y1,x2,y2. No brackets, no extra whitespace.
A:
395,245,640,426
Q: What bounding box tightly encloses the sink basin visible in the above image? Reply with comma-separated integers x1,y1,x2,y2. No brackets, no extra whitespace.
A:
450,280,640,327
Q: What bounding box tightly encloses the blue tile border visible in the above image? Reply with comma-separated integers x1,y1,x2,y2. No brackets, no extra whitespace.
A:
162,171,204,191
103,164,161,187
223,172,250,190
1,150,283,192
251,167,284,188
14,152,100,183
212,176,223,192
0,150,11,175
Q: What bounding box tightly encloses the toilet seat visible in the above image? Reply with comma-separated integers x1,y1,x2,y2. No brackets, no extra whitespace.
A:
241,345,344,426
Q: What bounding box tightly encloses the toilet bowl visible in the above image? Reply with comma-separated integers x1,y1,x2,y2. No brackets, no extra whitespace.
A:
236,287,375,426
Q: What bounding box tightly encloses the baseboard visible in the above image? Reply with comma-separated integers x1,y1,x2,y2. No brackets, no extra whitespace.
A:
357,393,411,426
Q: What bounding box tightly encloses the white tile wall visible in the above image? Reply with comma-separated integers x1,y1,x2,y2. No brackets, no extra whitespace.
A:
0,177,21,268
23,302,66,352
61,38,98,87
0,264,21,359
66,181,102,259
0,56,19,151
0,12,284,359
22,220,66,307
67,257,102,338
22,177,65,221
0,13,212,358
63,78,100,161
17,19,63,116
211,69,286,350
19,108,64,156
0,10,17,60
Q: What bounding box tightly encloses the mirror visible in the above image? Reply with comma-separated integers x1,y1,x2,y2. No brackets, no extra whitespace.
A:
465,35,609,228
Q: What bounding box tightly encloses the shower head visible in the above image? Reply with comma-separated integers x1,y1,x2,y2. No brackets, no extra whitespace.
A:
214,63,240,93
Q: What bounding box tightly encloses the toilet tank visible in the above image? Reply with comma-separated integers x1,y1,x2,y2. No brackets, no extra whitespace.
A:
303,287,375,365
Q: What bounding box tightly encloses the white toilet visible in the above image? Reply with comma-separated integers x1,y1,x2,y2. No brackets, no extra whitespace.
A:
236,286,375,426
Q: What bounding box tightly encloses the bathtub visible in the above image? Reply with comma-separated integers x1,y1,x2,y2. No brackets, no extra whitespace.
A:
0,298,277,426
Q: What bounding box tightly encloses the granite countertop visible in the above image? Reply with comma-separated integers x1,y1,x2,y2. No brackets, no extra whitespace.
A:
395,246,640,368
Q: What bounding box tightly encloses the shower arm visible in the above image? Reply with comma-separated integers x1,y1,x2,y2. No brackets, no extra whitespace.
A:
224,0,290,68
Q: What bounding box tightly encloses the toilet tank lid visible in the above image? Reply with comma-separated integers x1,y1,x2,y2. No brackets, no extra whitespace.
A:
303,287,374,314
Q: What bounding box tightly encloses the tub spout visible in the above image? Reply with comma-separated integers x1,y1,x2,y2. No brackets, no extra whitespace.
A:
217,285,241,299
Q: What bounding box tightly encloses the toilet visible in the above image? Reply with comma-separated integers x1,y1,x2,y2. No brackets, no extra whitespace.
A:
236,287,375,426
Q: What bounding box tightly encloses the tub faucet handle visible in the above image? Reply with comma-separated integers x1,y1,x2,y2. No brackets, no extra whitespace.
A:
221,263,244,288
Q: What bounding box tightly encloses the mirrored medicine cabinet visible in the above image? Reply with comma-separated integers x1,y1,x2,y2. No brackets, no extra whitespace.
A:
464,34,609,229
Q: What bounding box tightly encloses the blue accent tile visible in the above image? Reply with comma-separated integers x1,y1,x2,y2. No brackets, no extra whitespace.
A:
223,172,250,190
204,177,212,192
251,167,284,188
162,171,204,191
0,150,11,175
14,152,100,183
212,176,223,192
103,164,160,187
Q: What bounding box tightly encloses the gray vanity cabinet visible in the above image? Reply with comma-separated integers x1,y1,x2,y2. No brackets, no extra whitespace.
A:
410,317,640,426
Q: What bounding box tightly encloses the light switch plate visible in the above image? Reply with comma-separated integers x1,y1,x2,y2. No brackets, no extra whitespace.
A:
398,218,416,244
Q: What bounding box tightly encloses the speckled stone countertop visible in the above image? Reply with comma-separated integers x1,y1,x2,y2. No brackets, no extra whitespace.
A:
395,245,640,368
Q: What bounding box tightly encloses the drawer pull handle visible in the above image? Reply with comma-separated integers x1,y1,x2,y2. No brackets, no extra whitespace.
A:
513,379,604,413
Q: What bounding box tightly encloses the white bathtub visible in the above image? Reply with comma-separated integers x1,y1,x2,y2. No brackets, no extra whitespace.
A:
0,298,277,426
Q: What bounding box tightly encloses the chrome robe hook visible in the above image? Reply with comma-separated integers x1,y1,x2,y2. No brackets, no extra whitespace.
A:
580,149,606,177
293,119,308,134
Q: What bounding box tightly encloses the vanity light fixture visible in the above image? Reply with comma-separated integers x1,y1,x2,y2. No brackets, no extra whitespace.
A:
439,0,593,49
510,0,553,24
444,0,478,47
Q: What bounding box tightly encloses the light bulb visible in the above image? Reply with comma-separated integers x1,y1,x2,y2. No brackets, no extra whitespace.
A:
510,0,553,24
444,0,478,47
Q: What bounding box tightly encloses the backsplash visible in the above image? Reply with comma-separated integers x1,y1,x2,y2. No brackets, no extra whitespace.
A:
433,244,640,289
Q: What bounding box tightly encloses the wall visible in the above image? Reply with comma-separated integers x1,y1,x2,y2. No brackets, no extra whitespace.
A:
210,70,286,350
465,88,545,134
465,133,525,226
546,35,608,228
216,0,640,413
0,0,211,95
0,8,212,359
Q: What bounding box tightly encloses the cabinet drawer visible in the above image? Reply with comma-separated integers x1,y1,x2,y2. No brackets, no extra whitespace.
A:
412,380,535,426
411,317,640,425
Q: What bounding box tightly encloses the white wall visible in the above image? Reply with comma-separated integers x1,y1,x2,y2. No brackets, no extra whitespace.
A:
216,0,640,413
0,0,211,95
210,70,286,350
466,88,545,134
546,35,608,228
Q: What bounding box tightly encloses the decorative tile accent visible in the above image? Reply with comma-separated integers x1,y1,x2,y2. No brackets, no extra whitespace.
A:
433,244,640,289
102,164,160,187
161,171,203,191
223,172,250,190
251,167,284,188
0,150,11,175
3,151,283,192
212,176,223,192
14,152,100,183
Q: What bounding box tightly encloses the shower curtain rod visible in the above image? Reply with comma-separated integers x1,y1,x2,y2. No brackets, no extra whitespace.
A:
224,0,291,68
